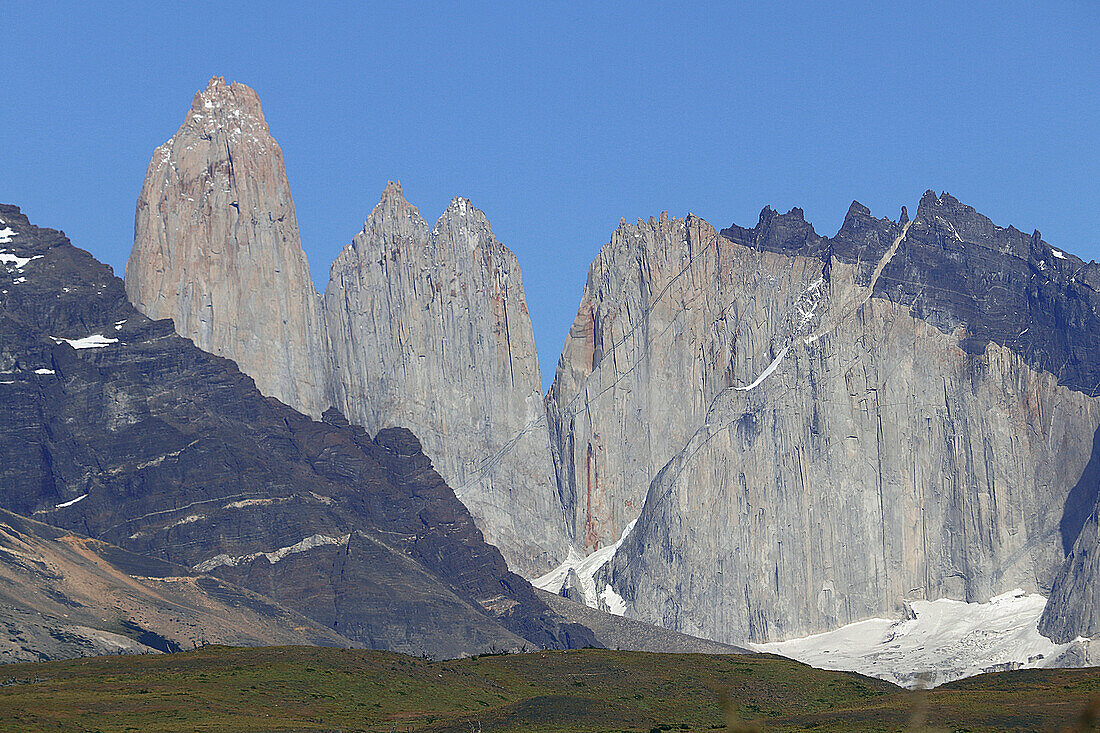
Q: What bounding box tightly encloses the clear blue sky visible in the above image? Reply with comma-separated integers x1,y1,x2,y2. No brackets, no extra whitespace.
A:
3,1,1097,390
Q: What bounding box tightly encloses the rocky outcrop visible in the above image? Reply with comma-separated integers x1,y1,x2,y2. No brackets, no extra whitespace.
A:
323,184,568,576
0,203,595,658
548,195,1100,644
126,76,330,418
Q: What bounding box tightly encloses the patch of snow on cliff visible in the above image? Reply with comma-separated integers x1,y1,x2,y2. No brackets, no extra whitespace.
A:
599,584,628,616
533,518,638,609
55,493,89,509
51,335,120,349
193,533,351,573
171,514,204,528
0,227,16,244
753,589,1093,688
734,343,791,391
34,368,55,375
1,251,42,269
223,496,293,510
1052,249,1067,260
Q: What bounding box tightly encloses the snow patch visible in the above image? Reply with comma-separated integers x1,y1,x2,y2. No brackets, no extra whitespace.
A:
533,518,638,610
754,589,1094,688
734,344,791,392
599,584,627,616
34,369,55,375
51,334,120,349
1052,249,1067,260
223,496,293,510
192,533,351,573
171,514,204,528
937,217,964,242
55,494,89,509
1,251,42,269
0,227,16,244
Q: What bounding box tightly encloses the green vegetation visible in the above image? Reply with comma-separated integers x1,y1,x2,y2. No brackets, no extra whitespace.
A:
0,646,1097,731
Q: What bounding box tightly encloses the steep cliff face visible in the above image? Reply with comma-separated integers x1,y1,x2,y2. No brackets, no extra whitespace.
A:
1039,425,1100,642
126,76,330,417
548,194,1100,644
324,184,567,576
0,204,595,657
546,212,741,550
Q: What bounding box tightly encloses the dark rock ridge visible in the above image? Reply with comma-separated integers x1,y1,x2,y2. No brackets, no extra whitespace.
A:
0,203,595,658
536,590,749,655
721,191,1100,397
0,508,358,662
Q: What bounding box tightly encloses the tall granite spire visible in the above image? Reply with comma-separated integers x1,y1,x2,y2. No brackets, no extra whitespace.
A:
126,77,331,417
323,183,569,576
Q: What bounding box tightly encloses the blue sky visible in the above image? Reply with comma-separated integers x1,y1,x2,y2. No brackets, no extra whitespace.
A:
3,1,1097,390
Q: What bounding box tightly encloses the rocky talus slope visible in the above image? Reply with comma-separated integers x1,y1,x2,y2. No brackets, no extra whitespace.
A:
126,76,330,418
0,204,594,658
547,193,1100,645
324,183,567,576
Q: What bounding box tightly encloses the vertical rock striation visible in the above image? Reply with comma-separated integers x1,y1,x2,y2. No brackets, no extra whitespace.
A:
548,194,1100,644
126,76,330,417
546,212,742,550
323,184,568,576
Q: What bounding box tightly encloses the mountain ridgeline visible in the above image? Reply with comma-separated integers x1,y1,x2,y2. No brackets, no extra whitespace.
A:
0,203,594,658
119,78,1100,650
127,77,565,578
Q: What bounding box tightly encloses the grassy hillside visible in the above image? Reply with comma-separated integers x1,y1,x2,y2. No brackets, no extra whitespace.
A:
0,646,1097,732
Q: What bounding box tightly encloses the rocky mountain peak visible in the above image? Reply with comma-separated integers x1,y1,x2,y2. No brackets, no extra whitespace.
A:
353,181,429,251
837,200,877,232
126,79,332,418
916,188,941,216
189,76,265,123
378,179,408,202
547,195,1100,647
0,203,30,230
324,189,569,576
433,196,495,241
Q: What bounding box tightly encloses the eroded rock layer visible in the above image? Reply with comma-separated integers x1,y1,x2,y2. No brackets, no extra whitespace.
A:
547,195,1100,644
324,184,567,576
0,508,358,662
126,76,330,417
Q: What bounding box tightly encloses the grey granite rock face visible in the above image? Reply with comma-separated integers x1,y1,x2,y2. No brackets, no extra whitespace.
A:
549,199,1100,644
323,183,568,576
126,77,331,417
546,212,745,550
1039,425,1100,642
